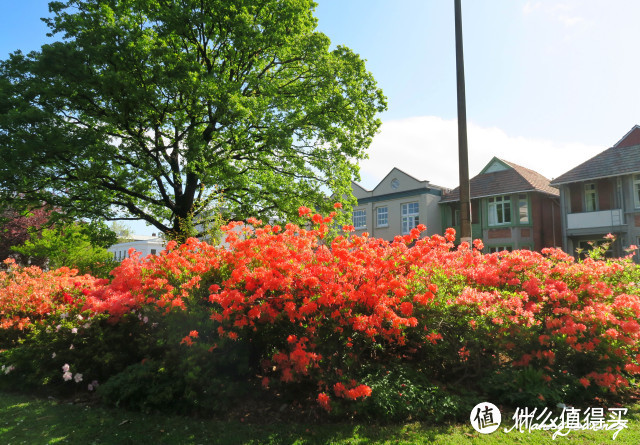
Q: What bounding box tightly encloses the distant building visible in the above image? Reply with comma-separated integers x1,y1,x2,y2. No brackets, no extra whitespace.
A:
550,125,640,259
351,168,449,240
107,234,165,261
440,157,561,252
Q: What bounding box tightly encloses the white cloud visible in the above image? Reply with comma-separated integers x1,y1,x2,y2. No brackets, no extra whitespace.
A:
560,16,584,27
357,116,604,191
523,2,542,15
522,1,586,28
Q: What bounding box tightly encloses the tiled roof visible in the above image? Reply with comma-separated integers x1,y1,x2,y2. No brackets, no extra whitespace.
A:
550,125,640,185
550,144,640,185
440,158,558,203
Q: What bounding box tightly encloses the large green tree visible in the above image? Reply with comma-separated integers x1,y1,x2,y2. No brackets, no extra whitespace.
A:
0,0,386,238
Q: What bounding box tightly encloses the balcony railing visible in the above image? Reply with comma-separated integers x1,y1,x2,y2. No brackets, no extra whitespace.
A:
567,209,624,230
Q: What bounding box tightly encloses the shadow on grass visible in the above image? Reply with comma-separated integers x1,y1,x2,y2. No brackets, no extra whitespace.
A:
2,391,640,444
0,391,460,444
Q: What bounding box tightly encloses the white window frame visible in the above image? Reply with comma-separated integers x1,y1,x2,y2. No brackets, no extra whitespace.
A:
489,246,512,253
376,206,388,228
488,195,511,226
518,194,529,224
401,202,419,234
633,175,640,209
353,209,366,230
585,182,598,212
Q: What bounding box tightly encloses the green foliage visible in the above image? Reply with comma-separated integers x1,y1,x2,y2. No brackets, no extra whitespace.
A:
97,338,253,415
81,220,118,249
0,313,147,397
480,367,567,409
11,222,115,276
353,363,469,423
0,0,386,239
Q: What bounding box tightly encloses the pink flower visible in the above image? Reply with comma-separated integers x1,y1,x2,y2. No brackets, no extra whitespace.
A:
63,372,72,381
71,328,78,334
74,373,83,383
62,364,70,372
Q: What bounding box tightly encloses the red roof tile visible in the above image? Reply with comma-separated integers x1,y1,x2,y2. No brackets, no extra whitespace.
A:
440,158,558,203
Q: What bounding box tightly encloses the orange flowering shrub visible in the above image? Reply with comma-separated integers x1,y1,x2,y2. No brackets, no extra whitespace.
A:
84,237,223,317
449,246,640,398
2,206,640,414
0,258,104,330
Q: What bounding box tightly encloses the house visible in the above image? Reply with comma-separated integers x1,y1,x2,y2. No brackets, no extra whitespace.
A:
107,234,165,262
351,168,449,240
439,157,561,252
549,125,640,258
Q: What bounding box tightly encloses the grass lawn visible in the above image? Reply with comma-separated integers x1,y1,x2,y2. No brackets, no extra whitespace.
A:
0,391,639,444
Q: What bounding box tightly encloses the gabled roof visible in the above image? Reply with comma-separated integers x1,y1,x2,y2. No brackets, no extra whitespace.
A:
372,167,430,192
550,125,640,186
352,181,371,193
440,157,558,203
351,167,449,201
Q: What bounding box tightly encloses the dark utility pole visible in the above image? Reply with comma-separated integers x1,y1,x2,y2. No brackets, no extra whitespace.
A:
454,0,472,243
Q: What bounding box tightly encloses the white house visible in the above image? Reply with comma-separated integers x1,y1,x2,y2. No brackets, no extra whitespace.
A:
352,168,449,240
107,234,165,262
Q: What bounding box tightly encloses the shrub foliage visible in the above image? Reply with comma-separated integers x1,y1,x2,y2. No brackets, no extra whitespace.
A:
0,206,639,418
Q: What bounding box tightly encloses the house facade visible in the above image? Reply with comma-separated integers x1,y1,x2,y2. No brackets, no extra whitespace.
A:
440,157,562,252
107,234,165,262
550,125,640,258
352,168,448,240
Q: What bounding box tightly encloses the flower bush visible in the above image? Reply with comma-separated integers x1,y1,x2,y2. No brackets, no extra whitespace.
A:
1,207,639,418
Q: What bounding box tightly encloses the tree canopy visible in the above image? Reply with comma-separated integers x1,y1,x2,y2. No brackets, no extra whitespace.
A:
12,222,116,276
0,0,386,238
0,207,52,267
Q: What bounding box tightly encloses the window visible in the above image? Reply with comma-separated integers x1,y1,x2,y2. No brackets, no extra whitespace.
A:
488,195,511,226
518,194,529,224
150,249,157,255
489,246,512,253
401,202,419,234
585,183,597,212
453,209,460,226
634,175,640,209
376,206,388,227
353,209,366,229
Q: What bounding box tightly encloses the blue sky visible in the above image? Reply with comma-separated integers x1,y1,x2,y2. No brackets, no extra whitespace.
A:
2,1,640,234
